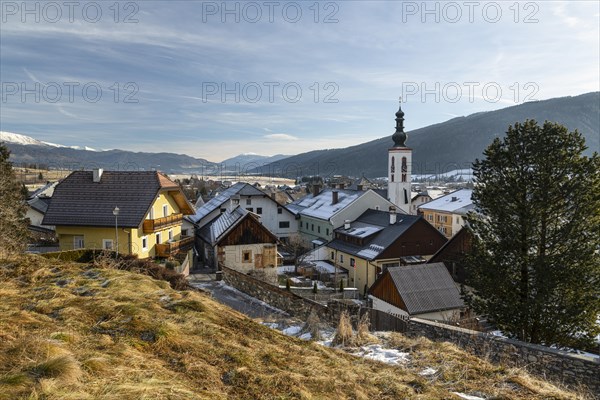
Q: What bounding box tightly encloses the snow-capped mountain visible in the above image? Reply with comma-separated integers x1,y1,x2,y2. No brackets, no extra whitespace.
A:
0,131,99,151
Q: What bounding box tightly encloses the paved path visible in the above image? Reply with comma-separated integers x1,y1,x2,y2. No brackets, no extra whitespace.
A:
189,276,288,320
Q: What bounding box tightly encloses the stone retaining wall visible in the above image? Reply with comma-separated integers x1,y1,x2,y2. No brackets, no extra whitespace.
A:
220,265,599,396
407,318,599,396
220,265,327,320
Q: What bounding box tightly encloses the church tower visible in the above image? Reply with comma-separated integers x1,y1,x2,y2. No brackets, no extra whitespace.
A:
388,101,411,214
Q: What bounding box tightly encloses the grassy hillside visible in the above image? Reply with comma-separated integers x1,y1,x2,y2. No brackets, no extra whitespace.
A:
257,92,599,178
0,255,588,399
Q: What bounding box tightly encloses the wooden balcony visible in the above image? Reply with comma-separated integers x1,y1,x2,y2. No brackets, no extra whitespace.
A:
143,213,183,233
155,236,194,258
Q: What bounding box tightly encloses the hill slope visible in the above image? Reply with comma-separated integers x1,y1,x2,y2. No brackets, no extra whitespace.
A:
0,255,585,399
257,92,600,178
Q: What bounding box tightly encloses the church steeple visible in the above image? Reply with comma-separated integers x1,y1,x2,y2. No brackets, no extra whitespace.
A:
392,99,407,147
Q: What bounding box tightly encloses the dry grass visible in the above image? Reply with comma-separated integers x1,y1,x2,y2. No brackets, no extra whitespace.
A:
0,255,589,400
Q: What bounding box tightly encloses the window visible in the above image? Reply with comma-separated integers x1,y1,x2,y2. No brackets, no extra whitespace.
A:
326,228,329,236
168,229,173,241
156,232,161,244
350,258,355,267
331,251,334,260
142,236,148,251
339,254,344,263
317,226,321,233
246,207,253,212
242,250,252,263
102,239,113,250
256,207,262,214
279,221,290,228
220,208,226,213
311,224,314,231
182,229,188,237
401,157,407,182
456,217,460,223
246,198,251,205
73,236,84,249
277,207,283,214
148,208,154,220
163,204,168,217
299,221,303,228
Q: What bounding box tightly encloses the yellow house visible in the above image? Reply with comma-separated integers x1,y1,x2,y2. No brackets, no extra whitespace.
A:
43,169,194,258
417,189,473,238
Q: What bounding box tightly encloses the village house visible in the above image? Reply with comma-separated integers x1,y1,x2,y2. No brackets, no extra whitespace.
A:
43,169,195,258
286,186,396,247
25,181,59,231
323,207,448,295
368,262,465,322
417,188,473,238
197,206,279,283
186,182,298,242
428,226,473,283
410,188,447,215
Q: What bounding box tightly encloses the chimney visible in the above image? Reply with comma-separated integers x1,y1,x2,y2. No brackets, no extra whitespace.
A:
332,190,339,205
312,183,321,197
451,196,458,202
344,219,351,230
270,192,277,200
230,194,240,210
93,168,103,183
357,184,363,191
389,206,397,225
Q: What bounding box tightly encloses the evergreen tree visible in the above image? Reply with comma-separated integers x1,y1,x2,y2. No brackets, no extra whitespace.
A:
0,143,28,257
465,120,600,349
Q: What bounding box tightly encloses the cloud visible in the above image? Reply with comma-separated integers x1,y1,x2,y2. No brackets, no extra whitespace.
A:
263,133,299,141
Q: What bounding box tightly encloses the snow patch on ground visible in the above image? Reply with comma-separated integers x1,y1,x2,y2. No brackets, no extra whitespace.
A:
353,344,409,365
452,393,486,400
419,367,438,376
282,325,302,336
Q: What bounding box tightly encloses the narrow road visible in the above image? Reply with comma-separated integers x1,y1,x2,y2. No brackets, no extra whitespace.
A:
189,278,288,320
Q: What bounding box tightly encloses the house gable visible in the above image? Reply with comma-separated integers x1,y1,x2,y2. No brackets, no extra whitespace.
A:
217,214,278,246
369,271,408,312
376,218,448,260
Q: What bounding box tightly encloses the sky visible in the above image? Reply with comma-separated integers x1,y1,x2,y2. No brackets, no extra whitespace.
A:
1,0,598,162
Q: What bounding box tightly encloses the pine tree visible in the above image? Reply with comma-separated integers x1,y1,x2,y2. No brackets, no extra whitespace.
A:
0,143,29,257
465,120,600,349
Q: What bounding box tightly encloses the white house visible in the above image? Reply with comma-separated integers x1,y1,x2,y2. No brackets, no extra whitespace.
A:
186,182,298,241
287,187,397,246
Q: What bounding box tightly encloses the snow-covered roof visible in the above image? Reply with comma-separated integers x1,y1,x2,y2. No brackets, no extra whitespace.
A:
189,182,270,223
417,189,473,214
198,206,248,245
287,189,365,220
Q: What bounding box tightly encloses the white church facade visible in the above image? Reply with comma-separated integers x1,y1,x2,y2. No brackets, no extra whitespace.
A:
387,103,412,214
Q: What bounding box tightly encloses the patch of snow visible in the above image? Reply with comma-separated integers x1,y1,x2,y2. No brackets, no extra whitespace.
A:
298,332,312,340
452,393,485,400
419,367,437,376
353,344,409,365
277,265,296,273
282,325,302,336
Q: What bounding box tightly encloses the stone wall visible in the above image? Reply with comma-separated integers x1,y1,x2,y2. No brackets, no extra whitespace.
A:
407,317,600,396
220,265,327,320
220,264,599,396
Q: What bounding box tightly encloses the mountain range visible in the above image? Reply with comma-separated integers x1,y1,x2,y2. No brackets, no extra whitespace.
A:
252,92,600,178
2,92,598,177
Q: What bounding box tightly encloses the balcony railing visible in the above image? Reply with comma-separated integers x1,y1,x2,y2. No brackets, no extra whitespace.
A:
155,235,194,258
143,213,183,233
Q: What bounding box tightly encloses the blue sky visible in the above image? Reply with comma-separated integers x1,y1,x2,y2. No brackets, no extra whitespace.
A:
1,0,598,162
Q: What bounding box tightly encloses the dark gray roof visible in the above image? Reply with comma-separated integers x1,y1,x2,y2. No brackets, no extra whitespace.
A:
42,171,181,228
327,210,422,260
27,196,51,214
190,182,272,224
386,263,464,314
198,206,248,246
